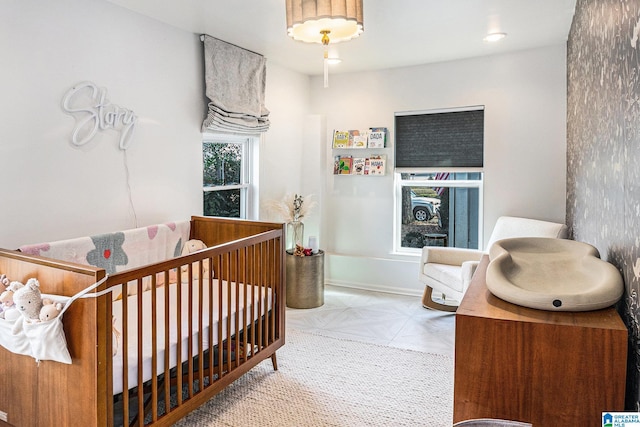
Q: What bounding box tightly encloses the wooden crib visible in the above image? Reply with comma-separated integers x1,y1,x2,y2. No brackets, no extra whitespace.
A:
0,216,285,427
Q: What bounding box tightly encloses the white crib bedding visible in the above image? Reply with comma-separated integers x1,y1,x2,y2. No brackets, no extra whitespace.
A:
111,279,273,395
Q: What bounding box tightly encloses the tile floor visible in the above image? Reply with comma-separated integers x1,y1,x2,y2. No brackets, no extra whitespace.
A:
286,285,456,357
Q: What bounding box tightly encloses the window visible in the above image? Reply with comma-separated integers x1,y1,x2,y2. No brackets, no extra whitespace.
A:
202,134,258,219
395,172,483,252
394,107,484,253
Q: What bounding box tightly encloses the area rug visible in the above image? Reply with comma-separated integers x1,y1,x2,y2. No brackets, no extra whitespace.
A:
174,329,454,427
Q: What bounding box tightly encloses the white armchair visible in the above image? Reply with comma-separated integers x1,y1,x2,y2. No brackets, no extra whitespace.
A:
419,216,569,312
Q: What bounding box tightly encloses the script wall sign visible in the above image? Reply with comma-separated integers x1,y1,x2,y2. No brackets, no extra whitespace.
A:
61,81,137,150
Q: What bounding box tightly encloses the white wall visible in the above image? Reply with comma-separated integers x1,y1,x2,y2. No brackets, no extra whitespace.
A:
259,64,315,228
0,0,203,248
310,45,567,294
259,64,325,244
0,0,310,250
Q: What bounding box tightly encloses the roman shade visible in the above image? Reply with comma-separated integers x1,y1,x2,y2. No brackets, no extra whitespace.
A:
202,35,270,134
395,108,484,169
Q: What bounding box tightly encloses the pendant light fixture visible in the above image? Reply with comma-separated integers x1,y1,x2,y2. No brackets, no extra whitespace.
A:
286,0,364,87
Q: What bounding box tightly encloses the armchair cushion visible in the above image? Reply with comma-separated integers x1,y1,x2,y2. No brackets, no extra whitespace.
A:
420,247,484,266
423,263,465,293
421,248,484,294
461,260,481,290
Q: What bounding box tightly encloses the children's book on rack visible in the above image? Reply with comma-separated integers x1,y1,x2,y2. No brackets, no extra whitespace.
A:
333,128,389,149
334,155,353,174
349,130,368,148
334,155,386,176
333,155,341,174
367,155,386,175
332,130,350,148
367,127,387,148
352,158,366,175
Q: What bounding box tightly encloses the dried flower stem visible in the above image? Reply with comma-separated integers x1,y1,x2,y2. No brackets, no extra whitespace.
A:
263,193,316,223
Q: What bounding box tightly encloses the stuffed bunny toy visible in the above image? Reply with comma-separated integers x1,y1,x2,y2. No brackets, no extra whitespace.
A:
39,300,63,322
180,239,210,279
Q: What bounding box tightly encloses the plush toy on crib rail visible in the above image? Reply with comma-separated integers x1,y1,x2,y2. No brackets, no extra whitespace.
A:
0,280,24,321
181,239,210,279
181,239,207,256
39,299,63,322
12,278,43,323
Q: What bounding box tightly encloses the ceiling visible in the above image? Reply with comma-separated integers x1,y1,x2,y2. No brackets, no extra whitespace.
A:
105,0,577,76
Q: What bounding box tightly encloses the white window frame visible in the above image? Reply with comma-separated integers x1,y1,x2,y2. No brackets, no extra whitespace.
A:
202,133,260,220
393,169,483,255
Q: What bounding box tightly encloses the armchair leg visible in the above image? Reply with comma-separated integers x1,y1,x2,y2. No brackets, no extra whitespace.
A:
422,285,457,312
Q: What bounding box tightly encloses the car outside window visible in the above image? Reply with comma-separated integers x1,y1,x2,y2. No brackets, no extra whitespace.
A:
395,172,482,253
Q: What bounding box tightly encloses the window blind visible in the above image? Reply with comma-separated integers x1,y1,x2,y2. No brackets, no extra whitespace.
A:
395,108,484,168
202,35,270,134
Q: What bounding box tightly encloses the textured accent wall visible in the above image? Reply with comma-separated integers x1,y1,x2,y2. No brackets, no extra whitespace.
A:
567,0,640,410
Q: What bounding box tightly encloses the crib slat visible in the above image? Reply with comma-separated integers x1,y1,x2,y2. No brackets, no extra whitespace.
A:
136,278,144,425
257,241,264,353
225,252,232,370
121,283,130,427
217,253,224,382
234,248,241,369
251,243,257,356
207,256,215,386
150,274,158,422
198,261,204,391
270,239,277,342
175,267,183,406
242,245,249,364
163,269,171,415
186,263,194,399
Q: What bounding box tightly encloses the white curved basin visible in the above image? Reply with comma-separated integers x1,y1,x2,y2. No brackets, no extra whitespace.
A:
486,237,623,311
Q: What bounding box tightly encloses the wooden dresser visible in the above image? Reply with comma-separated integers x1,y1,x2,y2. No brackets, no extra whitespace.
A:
454,255,628,426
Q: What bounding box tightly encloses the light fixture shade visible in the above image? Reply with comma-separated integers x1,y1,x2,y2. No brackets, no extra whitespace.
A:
286,0,364,44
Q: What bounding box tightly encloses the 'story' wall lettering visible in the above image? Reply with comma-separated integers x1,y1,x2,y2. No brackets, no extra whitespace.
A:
61,81,137,150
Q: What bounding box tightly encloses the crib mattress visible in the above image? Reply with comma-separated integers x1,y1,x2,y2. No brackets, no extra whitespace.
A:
111,279,273,395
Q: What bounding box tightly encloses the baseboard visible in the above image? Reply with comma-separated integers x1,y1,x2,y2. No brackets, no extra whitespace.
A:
324,252,424,296
325,279,423,297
